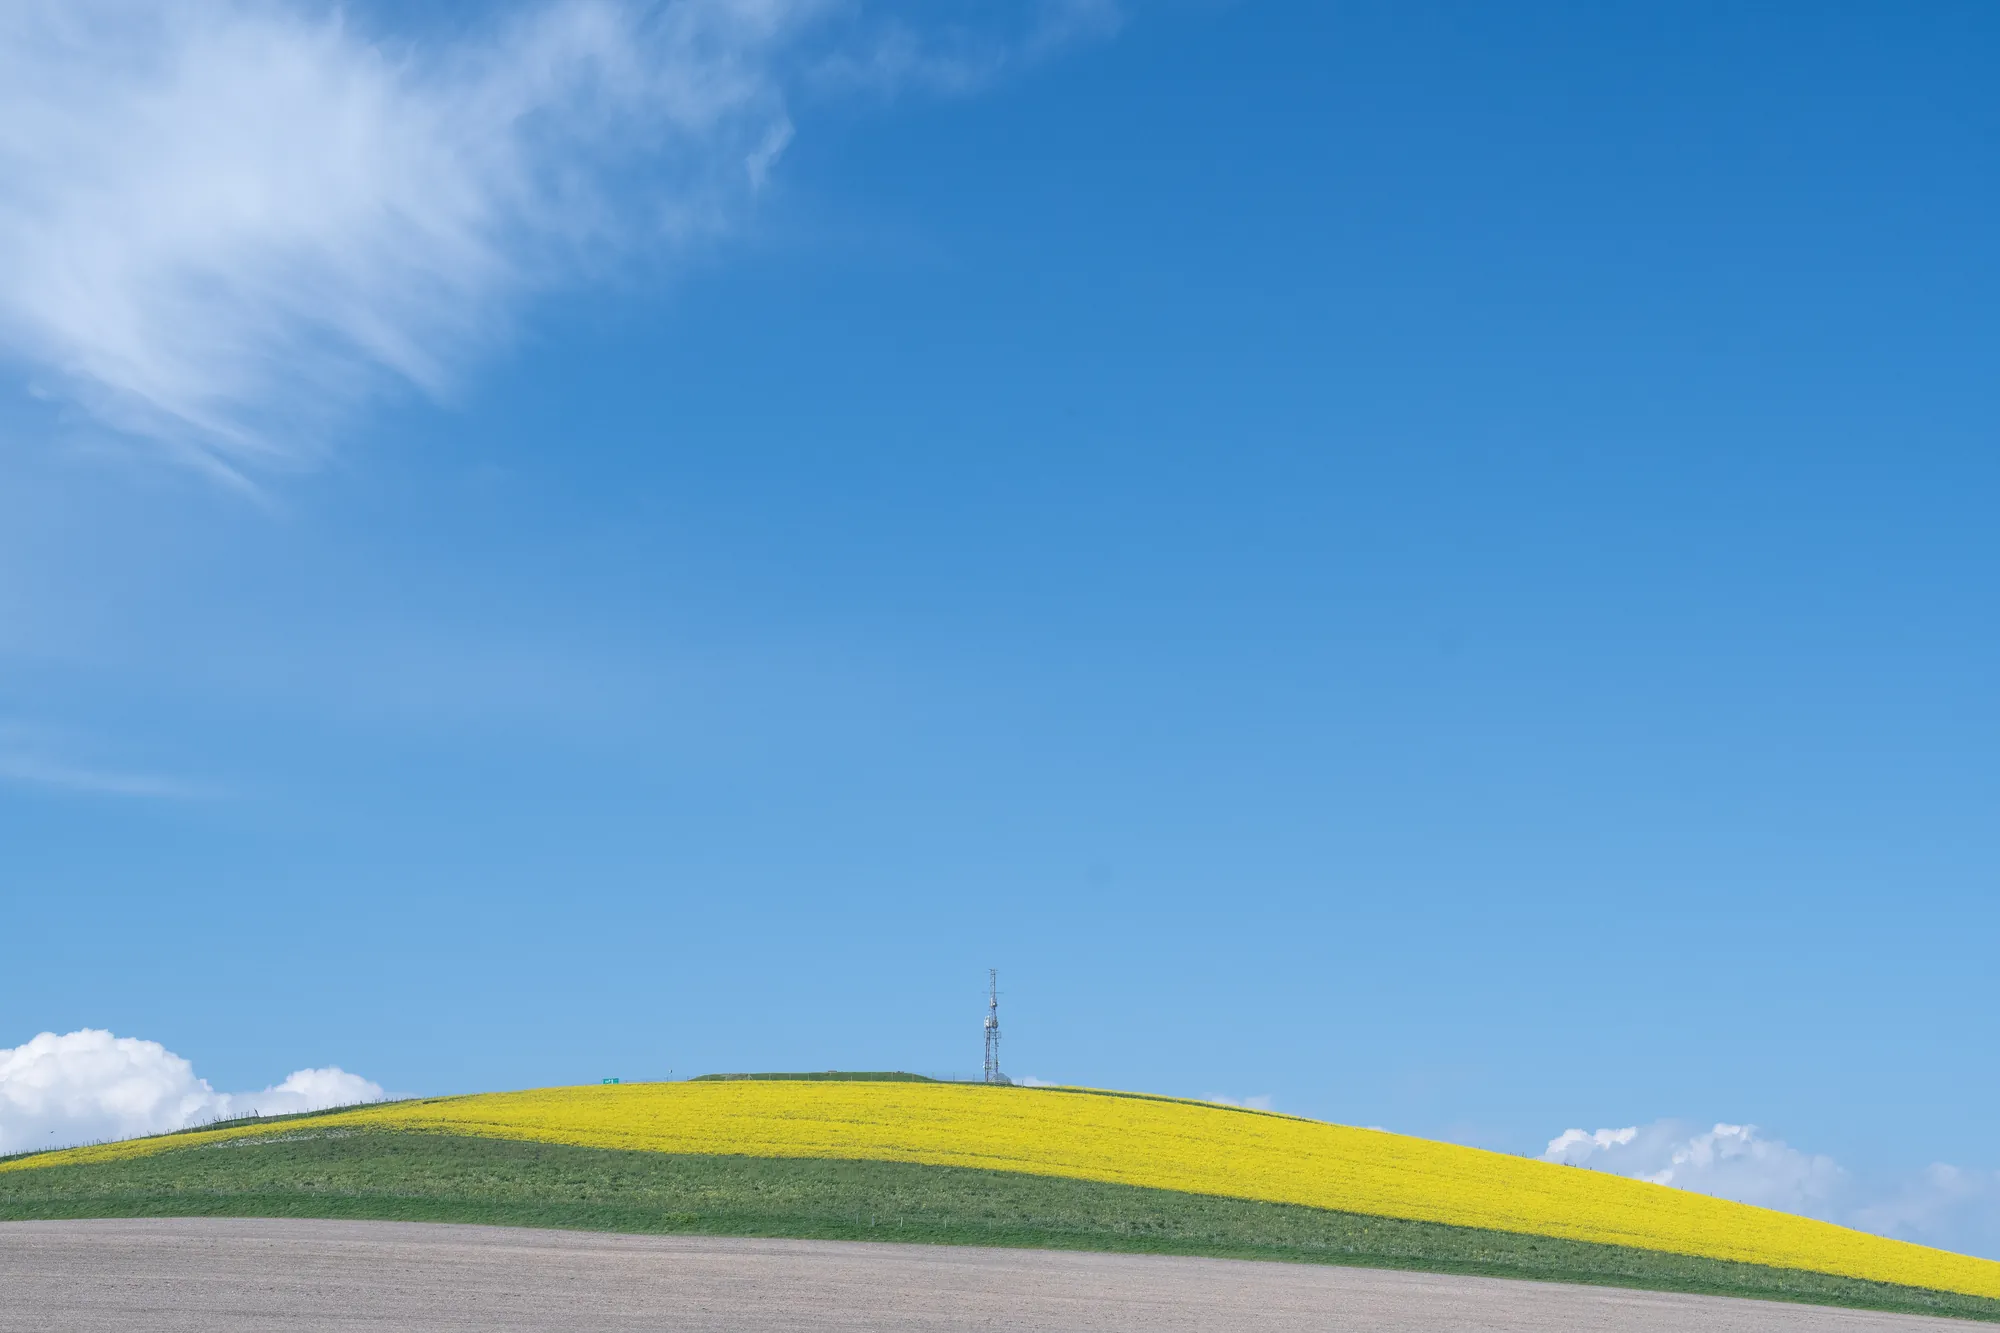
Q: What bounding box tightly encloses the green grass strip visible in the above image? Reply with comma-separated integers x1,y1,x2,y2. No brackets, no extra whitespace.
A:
1,1130,1991,1323
688,1071,940,1082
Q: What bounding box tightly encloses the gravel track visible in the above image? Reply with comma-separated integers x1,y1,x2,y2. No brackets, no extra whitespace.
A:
0,1218,1985,1331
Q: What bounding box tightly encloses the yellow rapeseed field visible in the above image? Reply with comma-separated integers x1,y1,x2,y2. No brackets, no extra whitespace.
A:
11,1080,1999,1299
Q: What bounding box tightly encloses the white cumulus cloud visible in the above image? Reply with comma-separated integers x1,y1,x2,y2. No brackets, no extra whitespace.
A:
1544,1119,1845,1215
0,1028,382,1154
1544,1117,2000,1260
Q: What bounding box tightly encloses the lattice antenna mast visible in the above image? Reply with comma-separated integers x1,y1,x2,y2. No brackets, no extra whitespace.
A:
983,968,1005,1084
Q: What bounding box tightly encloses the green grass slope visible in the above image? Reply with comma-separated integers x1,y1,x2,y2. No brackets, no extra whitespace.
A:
1,1128,1994,1322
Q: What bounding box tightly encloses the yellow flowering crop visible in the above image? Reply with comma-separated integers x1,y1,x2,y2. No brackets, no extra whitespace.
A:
11,1080,1998,1299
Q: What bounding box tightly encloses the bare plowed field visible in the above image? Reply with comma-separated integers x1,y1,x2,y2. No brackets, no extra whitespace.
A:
1,1218,1986,1331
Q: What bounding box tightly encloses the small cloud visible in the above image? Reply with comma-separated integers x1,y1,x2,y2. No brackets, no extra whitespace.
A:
811,0,1122,98
1545,1125,1637,1159
1210,1094,1275,1112
245,1066,384,1118
0,1028,382,1153
1025,0,1125,58
0,751,209,799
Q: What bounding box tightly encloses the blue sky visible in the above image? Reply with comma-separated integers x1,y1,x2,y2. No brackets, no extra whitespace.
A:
1,0,1996,1253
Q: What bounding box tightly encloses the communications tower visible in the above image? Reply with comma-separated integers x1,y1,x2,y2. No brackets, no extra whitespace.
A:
983,968,1008,1084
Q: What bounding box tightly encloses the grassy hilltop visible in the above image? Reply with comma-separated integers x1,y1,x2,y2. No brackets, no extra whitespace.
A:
3,1076,1996,1324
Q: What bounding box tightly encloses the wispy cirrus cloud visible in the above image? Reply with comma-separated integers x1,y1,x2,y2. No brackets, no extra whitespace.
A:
0,720,213,799
0,0,1119,486
0,752,208,799
810,0,1122,95
0,0,807,485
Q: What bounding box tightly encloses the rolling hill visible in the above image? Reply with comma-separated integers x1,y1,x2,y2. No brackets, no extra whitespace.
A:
3,1077,1994,1322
